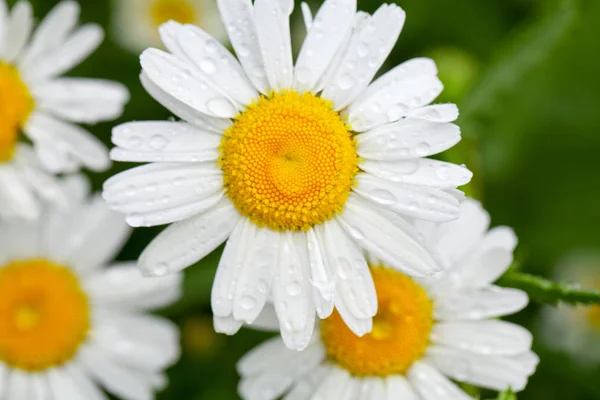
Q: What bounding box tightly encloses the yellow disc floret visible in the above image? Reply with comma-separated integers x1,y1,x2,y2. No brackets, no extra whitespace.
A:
220,91,358,231
0,62,34,162
0,259,90,371
321,266,434,377
151,0,197,27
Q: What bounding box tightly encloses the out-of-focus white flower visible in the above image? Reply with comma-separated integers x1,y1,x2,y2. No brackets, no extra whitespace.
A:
540,252,600,363
103,0,472,350
0,0,129,220
238,199,538,399
111,0,227,54
0,175,181,400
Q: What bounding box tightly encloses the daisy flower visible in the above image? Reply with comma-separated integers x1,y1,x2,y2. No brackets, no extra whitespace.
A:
103,0,472,349
111,0,226,54
238,199,538,400
0,175,181,400
0,0,129,220
539,252,600,363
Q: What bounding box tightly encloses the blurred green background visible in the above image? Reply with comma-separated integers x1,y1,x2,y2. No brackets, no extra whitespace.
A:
12,0,600,398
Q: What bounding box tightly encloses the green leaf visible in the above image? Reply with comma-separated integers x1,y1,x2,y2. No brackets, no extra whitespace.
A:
498,272,600,306
496,388,517,400
459,0,578,138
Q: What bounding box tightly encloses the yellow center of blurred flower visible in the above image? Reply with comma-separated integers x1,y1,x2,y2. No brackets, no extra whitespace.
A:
321,266,434,377
589,305,600,329
0,63,34,162
150,0,197,27
0,259,90,371
220,91,358,231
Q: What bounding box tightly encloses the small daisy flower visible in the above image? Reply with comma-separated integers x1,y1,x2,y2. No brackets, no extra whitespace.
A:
238,199,538,399
111,0,226,54
540,252,600,363
0,0,129,220
103,0,472,349
0,175,181,400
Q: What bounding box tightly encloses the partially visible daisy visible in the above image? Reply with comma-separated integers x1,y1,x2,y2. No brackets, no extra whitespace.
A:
103,0,472,349
540,252,600,363
238,199,538,400
0,0,129,219
111,0,227,54
0,175,181,400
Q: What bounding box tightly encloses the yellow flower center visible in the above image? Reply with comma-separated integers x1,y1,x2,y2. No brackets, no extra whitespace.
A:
321,266,434,377
220,91,358,231
150,0,197,27
0,259,90,371
0,62,34,162
589,305,600,330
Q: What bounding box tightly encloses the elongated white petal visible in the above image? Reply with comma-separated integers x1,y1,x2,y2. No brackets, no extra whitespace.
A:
138,199,239,276
141,48,238,118
233,227,280,323
217,0,269,93
110,121,220,163
312,368,355,400
408,104,459,122
337,194,441,277
431,320,533,356
5,369,31,400
273,232,315,350
334,287,372,337
214,314,243,335
178,24,258,106
2,1,33,62
283,365,328,400
360,159,472,189
435,286,529,320
33,78,129,124
426,346,530,392
294,0,356,93
254,0,293,91
63,363,108,400
385,375,418,400
355,173,461,222
140,72,231,133
24,24,103,82
307,227,335,318
300,2,313,31
320,219,376,320
19,1,79,68
238,337,292,376
322,4,406,110
407,361,473,400
357,118,461,161
0,1,7,49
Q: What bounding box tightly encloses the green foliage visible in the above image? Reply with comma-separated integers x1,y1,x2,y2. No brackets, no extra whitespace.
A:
496,388,518,400
499,272,600,306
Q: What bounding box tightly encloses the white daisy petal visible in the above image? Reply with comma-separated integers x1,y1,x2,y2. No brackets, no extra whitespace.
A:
0,1,7,47
355,173,461,222
2,1,33,62
85,263,182,311
0,165,41,220
24,112,110,172
237,336,294,377
157,21,189,62
233,226,280,324
283,365,328,400
431,320,533,356
338,194,441,277
360,159,472,189
254,0,294,91
322,4,406,110
138,198,240,276
511,351,540,375
407,104,460,123
358,377,386,400
217,0,269,93
435,286,529,320
24,23,103,82
407,361,473,400
92,313,180,371
319,219,376,320
6,368,31,399
356,118,461,161
79,345,154,400
18,1,80,68
214,314,244,335
140,72,232,133
110,121,221,163
0,215,40,262
294,0,356,93
103,162,223,227
273,232,316,350
248,304,281,332
300,2,313,31
306,227,335,319
140,48,238,118
63,364,108,400
177,24,258,106
312,367,355,400
47,367,89,400
32,78,129,124
334,287,372,337
29,372,52,400
426,346,529,392
239,343,325,400
385,375,418,400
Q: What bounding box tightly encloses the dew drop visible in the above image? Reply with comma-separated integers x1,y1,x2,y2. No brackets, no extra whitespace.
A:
150,134,168,150
240,295,257,310
287,281,302,296
338,74,355,90
357,42,369,58
295,67,312,84
206,97,236,118
199,59,217,74
416,142,431,156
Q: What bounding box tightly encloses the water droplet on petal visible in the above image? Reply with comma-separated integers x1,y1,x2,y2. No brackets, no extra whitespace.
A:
206,97,236,118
